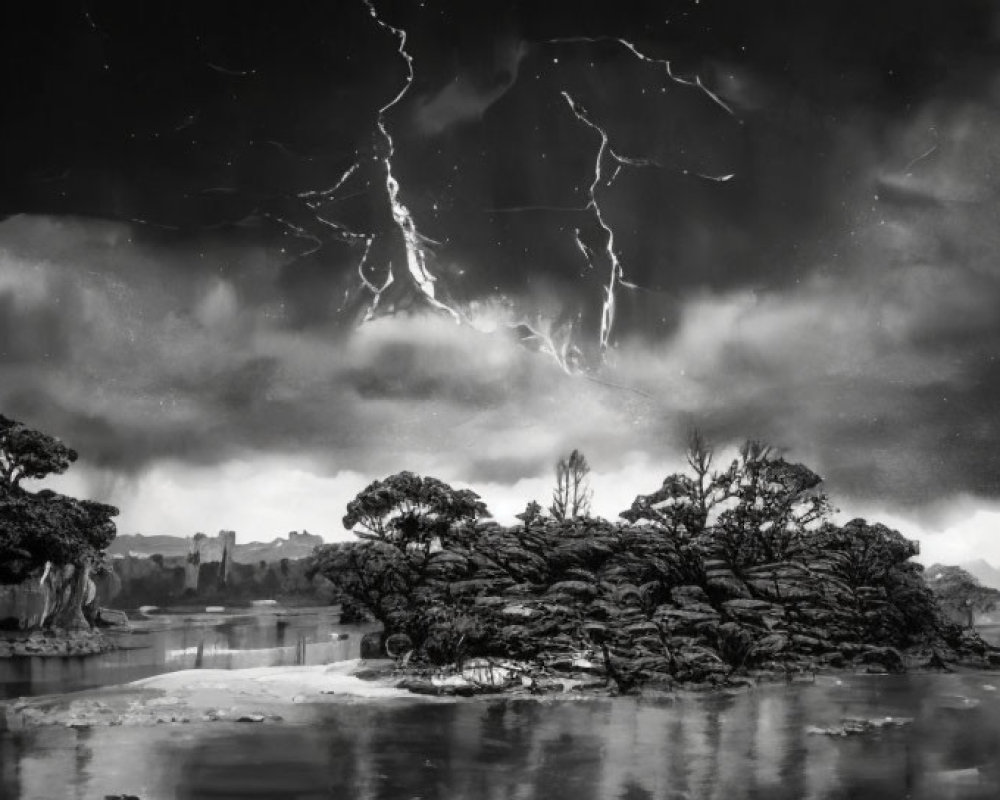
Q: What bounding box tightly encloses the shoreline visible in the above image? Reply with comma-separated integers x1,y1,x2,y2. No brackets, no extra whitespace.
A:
0,629,117,659
4,655,999,732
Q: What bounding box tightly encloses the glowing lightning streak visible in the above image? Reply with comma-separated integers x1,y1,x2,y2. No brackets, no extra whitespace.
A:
548,36,739,120
363,0,461,323
298,162,360,204
354,236,394,320
903,143,938,175
265,214,323,257
547,34,739,354
607,148,734,185
514,316,582,375
562,92,625,353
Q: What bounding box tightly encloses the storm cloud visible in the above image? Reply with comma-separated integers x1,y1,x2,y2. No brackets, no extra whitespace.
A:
3,1,1000,547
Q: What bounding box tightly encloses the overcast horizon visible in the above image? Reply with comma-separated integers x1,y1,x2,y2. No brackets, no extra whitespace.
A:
4,1,1000,567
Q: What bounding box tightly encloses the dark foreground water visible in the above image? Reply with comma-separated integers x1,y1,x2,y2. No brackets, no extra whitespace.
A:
3,619,1000,798
4,672,1000,799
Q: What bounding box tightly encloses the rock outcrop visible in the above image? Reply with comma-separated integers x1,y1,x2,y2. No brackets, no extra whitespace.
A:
319,517,1000,692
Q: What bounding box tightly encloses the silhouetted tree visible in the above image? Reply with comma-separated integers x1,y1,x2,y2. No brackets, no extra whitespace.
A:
516,500,544,527
550,449,592,521
712,440,831,569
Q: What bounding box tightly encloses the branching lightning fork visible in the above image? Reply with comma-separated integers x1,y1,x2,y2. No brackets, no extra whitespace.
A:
363,0,461,323
561,92,628,354
551,34,738,354
548,36,739,120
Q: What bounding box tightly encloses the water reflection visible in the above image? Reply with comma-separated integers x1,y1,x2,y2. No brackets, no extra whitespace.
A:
5,673,1000,799
0,607,375,698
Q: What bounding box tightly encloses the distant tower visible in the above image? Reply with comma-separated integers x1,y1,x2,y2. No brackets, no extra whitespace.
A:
218,530,237,585
185,533,205,592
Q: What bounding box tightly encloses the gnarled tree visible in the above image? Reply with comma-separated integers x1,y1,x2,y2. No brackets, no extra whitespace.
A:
0,415,117,630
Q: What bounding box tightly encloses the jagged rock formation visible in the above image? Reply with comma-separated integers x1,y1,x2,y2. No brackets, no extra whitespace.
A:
316,450,1000,690
321,517,997,689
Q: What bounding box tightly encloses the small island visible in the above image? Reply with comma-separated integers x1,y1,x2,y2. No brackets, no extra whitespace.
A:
308,439,999,696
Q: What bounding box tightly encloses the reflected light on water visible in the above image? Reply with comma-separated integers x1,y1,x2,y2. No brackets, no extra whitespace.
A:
5,673,1000,799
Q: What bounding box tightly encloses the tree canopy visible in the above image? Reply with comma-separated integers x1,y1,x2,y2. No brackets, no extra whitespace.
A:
0,415,117,585
0,414,78,492
342,471,489,552
313,440,980,683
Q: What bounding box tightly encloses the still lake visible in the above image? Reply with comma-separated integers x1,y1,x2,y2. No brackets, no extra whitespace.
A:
2,611,1000,799
0,606,376,699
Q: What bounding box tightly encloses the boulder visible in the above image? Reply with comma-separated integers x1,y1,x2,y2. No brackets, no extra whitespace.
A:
545,581,599,600
671,585,711,607
856,645,904,673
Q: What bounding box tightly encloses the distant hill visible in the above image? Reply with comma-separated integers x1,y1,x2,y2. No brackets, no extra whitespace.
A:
961,559,1000,590
107,530,324,563
235,531,325,563
106,534,192,559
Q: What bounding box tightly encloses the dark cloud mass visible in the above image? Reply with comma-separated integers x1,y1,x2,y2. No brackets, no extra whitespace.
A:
3,0,1000,537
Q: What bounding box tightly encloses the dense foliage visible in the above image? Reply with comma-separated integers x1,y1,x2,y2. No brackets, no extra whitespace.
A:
342,471,488,552
0,415,118,624
315,442,984,687
0,490,117,583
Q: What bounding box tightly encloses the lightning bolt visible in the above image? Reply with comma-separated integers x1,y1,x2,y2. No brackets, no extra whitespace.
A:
562,92,627,354
354,236,395,320
271,160,393,319
363,0,461,323
902,142,938,175
548,36,739,120
298,162,360,203
273,152,398,318
514,315,582,375
607,148,734,184
264,213,324,257
546,34,738,354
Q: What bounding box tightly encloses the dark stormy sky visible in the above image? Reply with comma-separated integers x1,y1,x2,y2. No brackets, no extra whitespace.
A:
3,0,1000,561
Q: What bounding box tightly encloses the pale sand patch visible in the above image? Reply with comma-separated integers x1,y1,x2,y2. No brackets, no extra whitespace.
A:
129,659,414,704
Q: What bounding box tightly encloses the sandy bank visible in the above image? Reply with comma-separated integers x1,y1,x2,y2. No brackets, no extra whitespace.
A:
1,659,433,731
130,659,414,701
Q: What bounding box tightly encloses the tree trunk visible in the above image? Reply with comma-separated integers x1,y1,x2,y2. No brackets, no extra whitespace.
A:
48,563,92,630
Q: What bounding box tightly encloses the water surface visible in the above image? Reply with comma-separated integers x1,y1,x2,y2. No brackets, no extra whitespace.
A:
3,617,1000,798
0,607,374,699
4,673,1000,799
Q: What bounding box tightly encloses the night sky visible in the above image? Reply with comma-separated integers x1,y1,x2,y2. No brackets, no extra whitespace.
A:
3,1,1000,562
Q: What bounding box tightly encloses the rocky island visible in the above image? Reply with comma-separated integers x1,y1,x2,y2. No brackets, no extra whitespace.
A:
307,440,1000,697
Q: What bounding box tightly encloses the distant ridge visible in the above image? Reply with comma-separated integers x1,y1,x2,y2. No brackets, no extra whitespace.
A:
105,534,191,558
106,530,324,563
